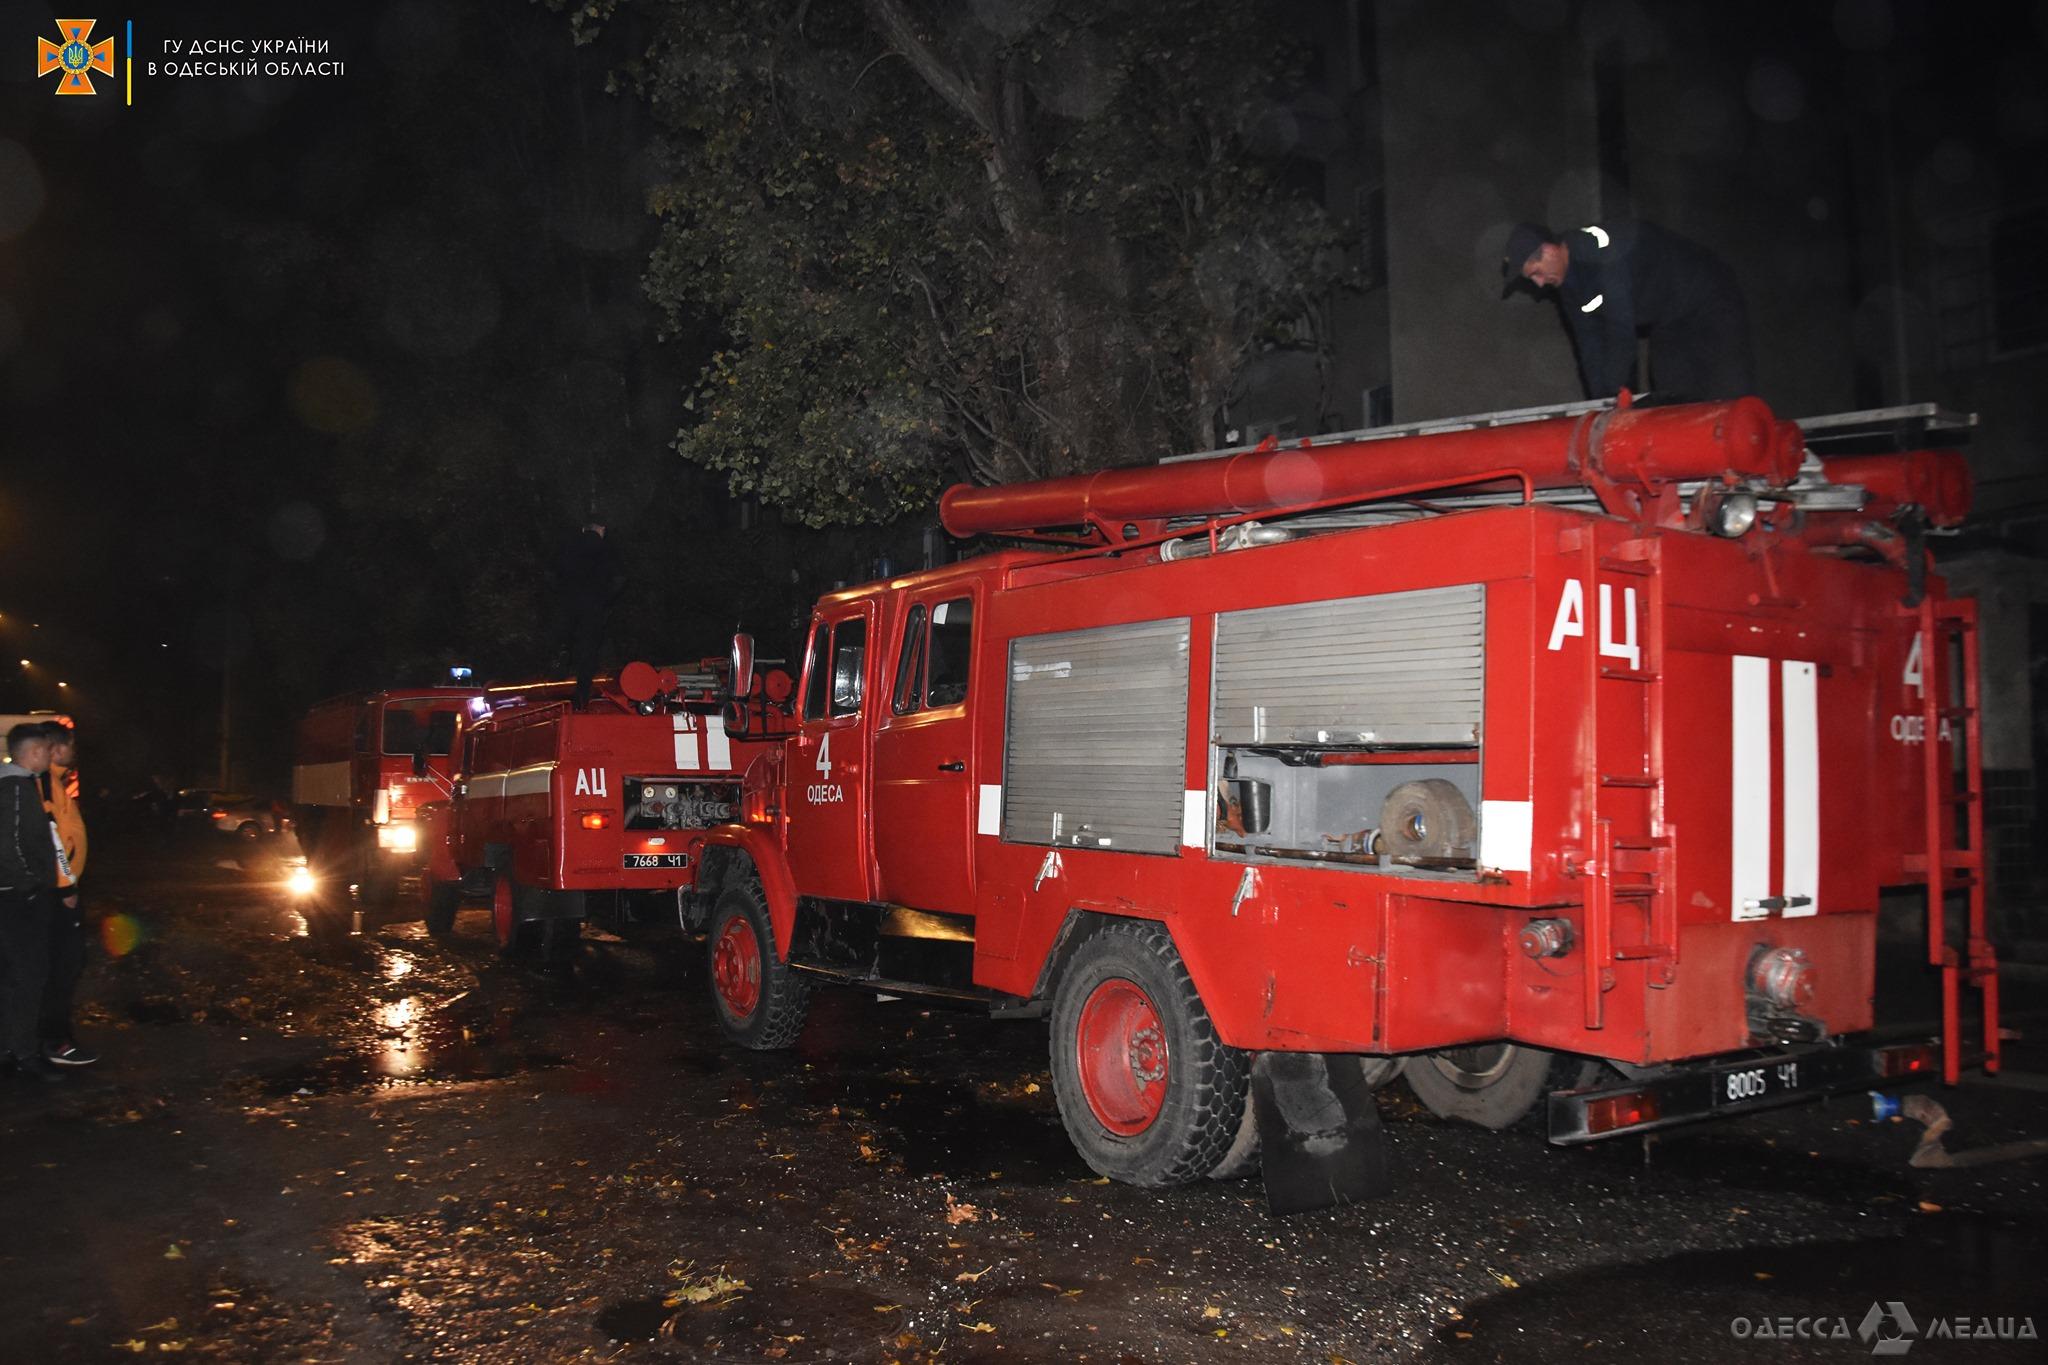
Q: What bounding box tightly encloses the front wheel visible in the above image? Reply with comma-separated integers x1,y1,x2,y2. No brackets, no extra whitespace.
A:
706,880,809,1050
1048,920,1248,1188
1403,1043,1599,1130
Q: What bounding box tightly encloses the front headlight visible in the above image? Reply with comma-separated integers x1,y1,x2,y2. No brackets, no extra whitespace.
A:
377,824,419,852
286,867,317,897
1709,489,1760,538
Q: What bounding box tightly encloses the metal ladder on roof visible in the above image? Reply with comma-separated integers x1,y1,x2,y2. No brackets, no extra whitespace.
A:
1902,597,2001,1083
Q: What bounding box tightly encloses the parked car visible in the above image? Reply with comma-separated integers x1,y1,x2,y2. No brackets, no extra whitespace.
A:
174,790,291,840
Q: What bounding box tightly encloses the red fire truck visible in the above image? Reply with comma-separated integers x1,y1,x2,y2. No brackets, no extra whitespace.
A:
292,686,483,908
419,661,791,954
692,395,1998,1208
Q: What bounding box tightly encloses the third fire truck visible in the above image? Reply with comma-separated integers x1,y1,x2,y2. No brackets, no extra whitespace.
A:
688,394,1998,1207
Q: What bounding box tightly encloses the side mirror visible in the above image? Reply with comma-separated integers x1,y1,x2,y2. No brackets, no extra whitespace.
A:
412,748,429,777
729,633,757,699
723,697,752,738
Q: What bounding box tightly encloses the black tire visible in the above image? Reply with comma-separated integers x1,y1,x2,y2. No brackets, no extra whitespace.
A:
1403,1044,1600,1130
423,878,459,938
491,873,541,958
541,915,583,963
706,880,810,1050
236,821,262,841
1048,919,1249,1188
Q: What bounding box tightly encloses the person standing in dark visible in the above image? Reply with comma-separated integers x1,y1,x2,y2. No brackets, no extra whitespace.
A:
560,521,622,710
39,722,94,1067
1502,219,1756,403
0,724,63,1082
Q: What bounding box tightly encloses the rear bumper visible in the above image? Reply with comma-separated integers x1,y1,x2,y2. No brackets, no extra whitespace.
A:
1546,1037,1959,1145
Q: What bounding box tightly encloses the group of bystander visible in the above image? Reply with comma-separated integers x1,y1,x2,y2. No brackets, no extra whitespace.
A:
0,720,93,1082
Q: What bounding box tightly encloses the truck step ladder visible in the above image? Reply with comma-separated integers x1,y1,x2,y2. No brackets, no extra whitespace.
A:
1578,531,1680,1028
1901,597,2000,1084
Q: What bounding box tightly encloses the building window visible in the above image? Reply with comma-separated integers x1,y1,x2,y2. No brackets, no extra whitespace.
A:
1355,183,1387,291
1935,202,2048,370
1365,383,1394,428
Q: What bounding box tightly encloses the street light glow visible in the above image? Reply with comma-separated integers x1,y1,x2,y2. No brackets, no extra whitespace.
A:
17,658,28,668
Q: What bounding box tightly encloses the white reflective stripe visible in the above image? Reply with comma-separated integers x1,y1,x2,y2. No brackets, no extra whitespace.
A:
703,713,731,771
467,772,506,800
1479,799,1533,873
1181,790,1207,849
673,713,699,771
1731,655,1773,921
500,763,556,797
1780,661,1819,917
977,784,1002,837
1580,293,1605,313
1580,224,1610,248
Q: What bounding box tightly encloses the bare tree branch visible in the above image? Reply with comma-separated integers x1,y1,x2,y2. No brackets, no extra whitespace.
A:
861,0,988,134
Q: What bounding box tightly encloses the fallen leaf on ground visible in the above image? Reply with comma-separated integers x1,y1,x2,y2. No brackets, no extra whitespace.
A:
955,1266,993,1282
663,1272,747,1306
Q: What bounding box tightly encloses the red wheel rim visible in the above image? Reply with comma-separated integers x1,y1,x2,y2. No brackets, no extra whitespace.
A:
1075,977,1169,1136
492,876,515,948
712,914,763,1021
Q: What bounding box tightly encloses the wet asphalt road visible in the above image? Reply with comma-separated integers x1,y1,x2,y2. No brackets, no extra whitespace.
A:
0,836,2043,1363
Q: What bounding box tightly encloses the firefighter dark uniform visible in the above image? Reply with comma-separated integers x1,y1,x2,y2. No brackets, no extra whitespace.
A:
0,755,59,1075
1507,220,1756,403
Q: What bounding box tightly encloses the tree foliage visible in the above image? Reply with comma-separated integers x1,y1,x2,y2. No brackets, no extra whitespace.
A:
578,0,1353,527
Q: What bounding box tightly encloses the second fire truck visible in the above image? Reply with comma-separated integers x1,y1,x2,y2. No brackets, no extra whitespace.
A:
419,661,791,953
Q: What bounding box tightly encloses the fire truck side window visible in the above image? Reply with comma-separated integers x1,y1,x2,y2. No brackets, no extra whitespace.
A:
924,598,973,708
892,604,928,715
382,706,421,756
830,619,867,717
423,710,458,756
803,624,831,721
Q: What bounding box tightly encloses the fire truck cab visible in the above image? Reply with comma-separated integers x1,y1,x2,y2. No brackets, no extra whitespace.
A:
293,686,482,907
696,395,1998,1203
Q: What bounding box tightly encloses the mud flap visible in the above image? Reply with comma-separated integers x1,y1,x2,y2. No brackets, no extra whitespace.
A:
1252,1051,1394,1215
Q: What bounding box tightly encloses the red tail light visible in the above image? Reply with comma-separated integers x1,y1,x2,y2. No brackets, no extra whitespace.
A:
1881,1044,1938,1078
579,811,609,830
1584,1091,1661,1135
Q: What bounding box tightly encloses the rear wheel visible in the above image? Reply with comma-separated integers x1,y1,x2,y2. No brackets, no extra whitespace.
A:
423,876,459,938
1049,920,1248,1188
236,821,262,841
707,880,809,1050
491,873,539,957
1403,1043,1599,1130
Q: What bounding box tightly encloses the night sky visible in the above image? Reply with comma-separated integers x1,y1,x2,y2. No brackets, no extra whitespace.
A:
0,1,747,790
2,1,2044,794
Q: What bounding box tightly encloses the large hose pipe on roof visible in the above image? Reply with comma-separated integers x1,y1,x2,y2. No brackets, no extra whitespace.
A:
939,397,1805,539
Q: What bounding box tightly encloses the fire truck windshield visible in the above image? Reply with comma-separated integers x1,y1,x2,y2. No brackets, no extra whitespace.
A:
383,702,459,757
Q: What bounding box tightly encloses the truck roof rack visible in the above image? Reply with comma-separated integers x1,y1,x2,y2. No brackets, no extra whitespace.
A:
1162,398,1977,468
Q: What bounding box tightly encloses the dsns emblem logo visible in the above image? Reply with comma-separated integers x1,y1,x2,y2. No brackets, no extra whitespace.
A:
39,19,114,95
